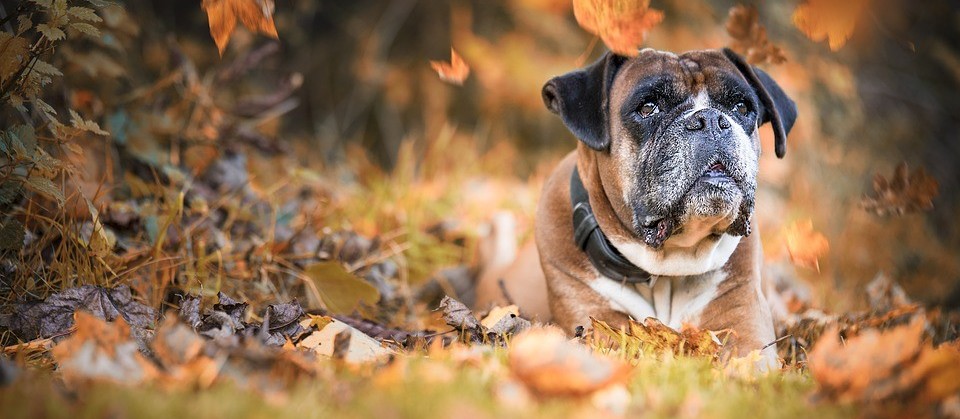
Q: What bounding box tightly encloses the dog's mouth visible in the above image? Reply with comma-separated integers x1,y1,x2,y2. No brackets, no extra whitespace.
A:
698,161,734,186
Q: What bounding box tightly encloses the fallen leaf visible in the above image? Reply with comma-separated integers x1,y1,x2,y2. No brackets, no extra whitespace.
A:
861,162,939,216
725,4,786,65
792,0,869,51
51,312,158,385
509,327,631,397
296,318,394,364
573,0,663,56
480,305,519,329
0,285,156,342
809,316,960,403
440,296,482,333
429,48,470,86
865,272,912,312
783,219,829,272
591,317,724,359
305,261,380,315
201,0,279,56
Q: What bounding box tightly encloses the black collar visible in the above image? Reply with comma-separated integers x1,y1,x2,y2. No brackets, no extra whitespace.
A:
570,167,656,286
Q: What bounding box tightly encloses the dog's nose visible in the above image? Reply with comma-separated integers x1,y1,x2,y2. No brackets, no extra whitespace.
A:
684,108,731,132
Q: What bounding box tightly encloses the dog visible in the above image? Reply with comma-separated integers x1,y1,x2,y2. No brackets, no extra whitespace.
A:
498,47,797,364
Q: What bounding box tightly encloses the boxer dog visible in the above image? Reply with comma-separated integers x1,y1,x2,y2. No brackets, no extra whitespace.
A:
534,48,796,363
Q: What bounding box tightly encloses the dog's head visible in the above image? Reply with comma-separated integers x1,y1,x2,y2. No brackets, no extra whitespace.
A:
542,48,796,249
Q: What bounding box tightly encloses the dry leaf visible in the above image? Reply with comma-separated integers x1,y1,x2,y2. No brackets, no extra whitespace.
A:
429,48,470,86
792,0,869,51
783,219,829,272
201,0,279,56
51,311,158,385
809,317,960,403
591,317,724,358
725,4,786,65
508,327,631,397
573,0,663,56
861,162,939,216
296,318,394,364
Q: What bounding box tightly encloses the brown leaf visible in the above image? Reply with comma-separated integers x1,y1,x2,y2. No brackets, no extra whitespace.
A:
809,316,960,403
591,317,724,359
792,0,869,51
861,162,939,216
429,48,470,86
201,0,279,56
725,4,786,65
573,0,663,56
51,312,159,385
783,219,829,272
509,327,631,397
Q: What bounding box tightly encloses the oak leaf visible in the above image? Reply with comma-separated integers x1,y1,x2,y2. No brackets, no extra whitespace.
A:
792,0,869,51
725,4,786,65
860,162,939,216
783,219,829,272
573,0,663,56
201,0,279,56
429,48,470,86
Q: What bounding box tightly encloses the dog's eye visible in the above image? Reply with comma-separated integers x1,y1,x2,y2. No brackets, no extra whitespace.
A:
733,102,749,115
638,102,659,118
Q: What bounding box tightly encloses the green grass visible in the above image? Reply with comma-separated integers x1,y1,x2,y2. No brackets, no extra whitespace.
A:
0,352,855,419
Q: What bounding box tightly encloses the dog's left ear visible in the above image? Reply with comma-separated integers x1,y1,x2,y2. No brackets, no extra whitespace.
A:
722,48,797,158
542,53,626,151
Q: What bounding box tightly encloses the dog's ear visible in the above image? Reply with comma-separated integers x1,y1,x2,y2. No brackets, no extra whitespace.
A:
542,53,626,151
722,48,797,158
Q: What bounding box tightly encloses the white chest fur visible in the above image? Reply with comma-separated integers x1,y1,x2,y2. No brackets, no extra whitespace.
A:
588,270,725,328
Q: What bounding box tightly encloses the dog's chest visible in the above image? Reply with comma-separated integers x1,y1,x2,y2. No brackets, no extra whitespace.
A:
587,270,725,328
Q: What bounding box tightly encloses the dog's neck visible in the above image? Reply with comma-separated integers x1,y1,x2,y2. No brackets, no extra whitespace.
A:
576,148,742,277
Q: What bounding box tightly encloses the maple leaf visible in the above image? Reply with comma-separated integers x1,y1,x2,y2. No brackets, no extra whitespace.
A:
725,4,786,65
860,162,939,216
572,0,663,57
783,219,829,272
201,0,279,56
429,48,470,86
809,317,960,403
792,0,869,51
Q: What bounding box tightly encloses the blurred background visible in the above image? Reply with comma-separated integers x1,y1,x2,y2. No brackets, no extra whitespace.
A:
5,0,959,318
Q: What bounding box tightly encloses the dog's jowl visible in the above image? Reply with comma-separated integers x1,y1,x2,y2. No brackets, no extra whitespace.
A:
534,48,797,365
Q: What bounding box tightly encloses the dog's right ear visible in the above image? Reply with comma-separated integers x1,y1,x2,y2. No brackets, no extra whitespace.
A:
542,53,626,151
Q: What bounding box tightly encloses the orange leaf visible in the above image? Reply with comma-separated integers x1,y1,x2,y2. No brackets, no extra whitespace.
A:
725,4,786,65
783,219,829,272
201,0,279,56
572,0,663,56
792,0,869,51
430,48,470,86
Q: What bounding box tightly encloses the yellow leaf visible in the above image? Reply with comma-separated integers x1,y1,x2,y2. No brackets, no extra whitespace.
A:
572,0,663,56
304,261,380,315
201,0,279,56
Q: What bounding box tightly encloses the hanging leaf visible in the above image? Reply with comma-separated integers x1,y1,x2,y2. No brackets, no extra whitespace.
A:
572,0,663,56
860,162,939,216
0,219,25,251
429,48,470,86
201,0,279,56
304,261,380,315
725,4,786,65
783,219,830,272
0,33,31,83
